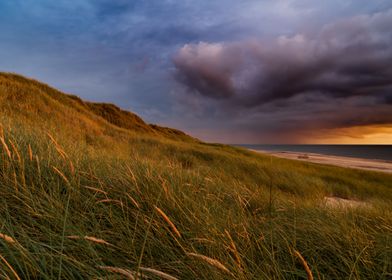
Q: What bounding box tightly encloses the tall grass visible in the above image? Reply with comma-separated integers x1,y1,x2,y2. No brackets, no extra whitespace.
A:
0,122,391,279
0,73,391,279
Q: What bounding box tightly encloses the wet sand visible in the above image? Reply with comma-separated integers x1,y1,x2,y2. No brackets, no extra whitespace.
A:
253,150,392,174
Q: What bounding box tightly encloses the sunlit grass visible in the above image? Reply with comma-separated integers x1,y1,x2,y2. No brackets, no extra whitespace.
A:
0,73,391,279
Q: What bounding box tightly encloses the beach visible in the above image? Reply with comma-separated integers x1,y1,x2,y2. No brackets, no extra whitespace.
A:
254,150,392,173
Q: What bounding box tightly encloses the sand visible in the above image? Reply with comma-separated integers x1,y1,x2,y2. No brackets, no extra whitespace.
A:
253,150,392,174
323,197,370,208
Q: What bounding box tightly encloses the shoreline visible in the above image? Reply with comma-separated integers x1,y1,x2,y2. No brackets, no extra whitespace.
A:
252,149,392,174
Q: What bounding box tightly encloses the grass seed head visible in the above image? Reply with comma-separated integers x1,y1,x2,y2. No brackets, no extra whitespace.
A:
139,267,179,280
98,266,135,279
294,249,314,280
186,252,232,275
155,206,181,238
0,233,16,244
67,235,113,246
0,137,11,159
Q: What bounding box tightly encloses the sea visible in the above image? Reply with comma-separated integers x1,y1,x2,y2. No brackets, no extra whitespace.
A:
237,145,392,162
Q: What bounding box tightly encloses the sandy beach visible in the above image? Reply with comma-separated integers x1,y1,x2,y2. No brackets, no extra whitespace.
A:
254,150,392,174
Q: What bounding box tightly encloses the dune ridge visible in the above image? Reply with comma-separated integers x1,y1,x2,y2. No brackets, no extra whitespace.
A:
0,73,391,279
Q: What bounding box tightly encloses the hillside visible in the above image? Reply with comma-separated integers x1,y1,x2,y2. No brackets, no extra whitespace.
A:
0,72,195,143
0,73,391,279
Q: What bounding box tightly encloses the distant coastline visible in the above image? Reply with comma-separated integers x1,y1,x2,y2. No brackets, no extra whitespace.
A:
237,144,392,162
242,146,392,173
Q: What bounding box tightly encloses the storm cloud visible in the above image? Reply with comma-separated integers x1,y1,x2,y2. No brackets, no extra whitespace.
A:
173,10,392,106
2,0,392,143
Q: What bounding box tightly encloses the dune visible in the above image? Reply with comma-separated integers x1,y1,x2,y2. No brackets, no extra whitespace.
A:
1,73,392,279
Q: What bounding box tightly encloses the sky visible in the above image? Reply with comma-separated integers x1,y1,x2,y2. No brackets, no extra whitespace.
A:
1,0,392,144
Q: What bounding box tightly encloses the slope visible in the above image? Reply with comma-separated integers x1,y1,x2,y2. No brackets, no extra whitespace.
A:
0,72,195,143
0,72,391,279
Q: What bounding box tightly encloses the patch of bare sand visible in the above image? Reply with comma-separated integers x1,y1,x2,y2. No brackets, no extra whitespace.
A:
252,150,392,174
323,197,369,208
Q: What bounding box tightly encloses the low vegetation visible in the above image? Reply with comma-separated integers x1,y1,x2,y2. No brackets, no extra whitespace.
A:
0,73,391,279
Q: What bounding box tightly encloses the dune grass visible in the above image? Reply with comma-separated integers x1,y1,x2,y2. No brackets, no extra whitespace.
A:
0,73,391,279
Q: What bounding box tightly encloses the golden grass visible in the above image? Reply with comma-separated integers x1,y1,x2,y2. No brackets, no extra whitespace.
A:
28,144,33,161
1,72,392,279
186,252,232,275
69,160,75,175
47,132,68,160
225,230,242,270
98,265,135,279
52,166,70,185
0,233,16,244
8,139,21,163
82,186,108,195
0,136,11,159
293,249,314,280
190,238,215,244
126,193,140,209
154,206,181,238
96,199,124,207
0,253,21,280
139,267,179,280
0,72,196,142
67,235,113,247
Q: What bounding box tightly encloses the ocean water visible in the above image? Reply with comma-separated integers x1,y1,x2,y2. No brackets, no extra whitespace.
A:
237,145,392,162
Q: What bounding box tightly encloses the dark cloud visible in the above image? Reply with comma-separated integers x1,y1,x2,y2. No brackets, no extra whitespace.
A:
173,43,242,98
384,92,392,104
196,93,392,143
172,10,392,141
173,10,392,106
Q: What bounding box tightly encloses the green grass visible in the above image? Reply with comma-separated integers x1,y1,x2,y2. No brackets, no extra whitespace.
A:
0,73,391,279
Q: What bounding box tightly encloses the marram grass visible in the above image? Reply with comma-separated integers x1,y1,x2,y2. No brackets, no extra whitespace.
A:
0,72,391,279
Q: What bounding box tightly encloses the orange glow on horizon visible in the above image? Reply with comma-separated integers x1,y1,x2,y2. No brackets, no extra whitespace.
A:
309,125,392,144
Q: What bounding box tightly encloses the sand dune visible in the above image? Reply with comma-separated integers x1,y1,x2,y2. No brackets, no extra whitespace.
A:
254,150,392,173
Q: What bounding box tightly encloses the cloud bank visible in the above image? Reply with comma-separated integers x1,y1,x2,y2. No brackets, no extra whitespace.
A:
173,10,392,142
174,10,392,105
